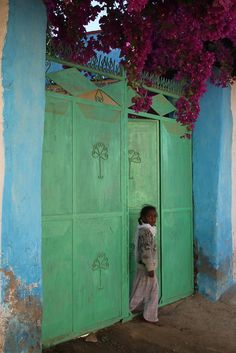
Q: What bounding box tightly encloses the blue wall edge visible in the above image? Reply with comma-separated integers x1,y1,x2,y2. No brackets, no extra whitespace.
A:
193,83,233,300
1,0,46,352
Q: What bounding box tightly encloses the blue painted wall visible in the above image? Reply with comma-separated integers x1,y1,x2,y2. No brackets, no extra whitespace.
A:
193,83,233,300
1,0,46,351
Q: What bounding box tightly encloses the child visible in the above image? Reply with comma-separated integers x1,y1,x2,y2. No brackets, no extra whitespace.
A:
129,205,158,323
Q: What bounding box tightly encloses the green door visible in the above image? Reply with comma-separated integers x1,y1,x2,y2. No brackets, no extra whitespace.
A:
42,97,73,343
42,93,128,345
128,120,161,295
128,118,193,306
160,121,193,305
73,102,127,333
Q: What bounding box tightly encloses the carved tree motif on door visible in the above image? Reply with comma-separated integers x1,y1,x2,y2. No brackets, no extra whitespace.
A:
128,150,141,180
92,142,109,179
92,253,109,289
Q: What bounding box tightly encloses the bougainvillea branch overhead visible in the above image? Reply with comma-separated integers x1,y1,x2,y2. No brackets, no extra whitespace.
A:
44,0,236,133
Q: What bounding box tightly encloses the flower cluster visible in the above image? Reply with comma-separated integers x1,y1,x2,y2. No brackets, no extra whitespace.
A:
127,0,148,13
45,0,236,132
132,87,153,113
44,0,100,63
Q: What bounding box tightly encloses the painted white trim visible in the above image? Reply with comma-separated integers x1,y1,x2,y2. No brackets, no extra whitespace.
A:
0,0,8,293
231,83,236,281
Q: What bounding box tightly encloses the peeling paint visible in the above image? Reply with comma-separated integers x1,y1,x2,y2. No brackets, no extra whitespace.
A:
0,268,41,353
0,0,9,305
0,0,46,351
231,83,236,281
0,305,10,353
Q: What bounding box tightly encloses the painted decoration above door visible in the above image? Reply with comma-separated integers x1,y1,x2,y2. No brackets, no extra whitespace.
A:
47,68,121,106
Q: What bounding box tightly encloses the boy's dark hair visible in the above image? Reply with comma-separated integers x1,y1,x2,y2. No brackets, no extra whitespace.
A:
138,205,157,225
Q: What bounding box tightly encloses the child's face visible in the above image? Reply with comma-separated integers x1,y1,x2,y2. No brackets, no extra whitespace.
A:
143,210,157,226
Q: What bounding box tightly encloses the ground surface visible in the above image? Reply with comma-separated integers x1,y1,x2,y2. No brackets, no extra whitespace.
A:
44,286,236,353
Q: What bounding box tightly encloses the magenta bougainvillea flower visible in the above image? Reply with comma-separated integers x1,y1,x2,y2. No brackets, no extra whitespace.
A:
44,0,236,133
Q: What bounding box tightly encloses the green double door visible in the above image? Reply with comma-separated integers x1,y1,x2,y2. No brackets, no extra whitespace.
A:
128,119,193,305
42,94,128,345
42,97,193,345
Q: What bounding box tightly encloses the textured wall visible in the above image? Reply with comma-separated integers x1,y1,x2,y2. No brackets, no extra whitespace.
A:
0,0,9,270
193,83,233,300
0,0,46,352
0,2,9,351
231,83,236,281
0,0,8,287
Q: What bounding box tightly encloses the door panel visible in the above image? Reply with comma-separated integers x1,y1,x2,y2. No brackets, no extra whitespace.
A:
42,94,127,345
161,211,193,301
161,123,192,209
42,220,73,342
128,120,161,296
73,217,122,333
42,98,72,216
74,104,121,213
160,121,193,305
128,121,159,209
42,97,73,342
73,103,123,332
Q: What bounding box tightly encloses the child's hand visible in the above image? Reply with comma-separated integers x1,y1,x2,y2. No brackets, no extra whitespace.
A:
147,270,155,278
